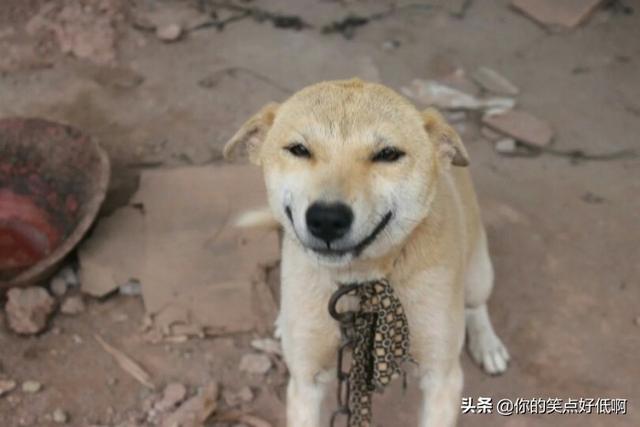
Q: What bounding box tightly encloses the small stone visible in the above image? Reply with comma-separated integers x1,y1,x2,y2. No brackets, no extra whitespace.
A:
634,316,640,327
60,296,86,315
438,68,481,97
0,379,17,397
381,39,401,50
472,66,519,96
236,386,253,402
494,138,518,154
156,24,182,42
72,334,83,344
154,382,187,412
402,79,515,111
60,266,79,288
52,409,69,424
50,276,68,297
18,414,36,426
6,287,56,334
239,353,272,375
119,280,142,296
160,382,219,427
483,110,553,147
223,385,254,407
7,394,21,406
21,380,42,393
481,126,504,142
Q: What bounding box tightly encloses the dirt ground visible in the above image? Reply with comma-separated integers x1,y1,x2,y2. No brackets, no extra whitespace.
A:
1,0,639,426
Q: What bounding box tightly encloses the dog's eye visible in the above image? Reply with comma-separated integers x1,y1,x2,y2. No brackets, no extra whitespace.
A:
372,147,405,163
284,143,312,158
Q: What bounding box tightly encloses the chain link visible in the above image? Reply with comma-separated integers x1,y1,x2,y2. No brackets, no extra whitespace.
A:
328,283,360,427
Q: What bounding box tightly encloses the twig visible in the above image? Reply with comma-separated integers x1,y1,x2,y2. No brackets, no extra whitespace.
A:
94,334,155,389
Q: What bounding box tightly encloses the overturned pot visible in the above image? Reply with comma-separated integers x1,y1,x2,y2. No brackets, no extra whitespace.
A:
0,118,110,289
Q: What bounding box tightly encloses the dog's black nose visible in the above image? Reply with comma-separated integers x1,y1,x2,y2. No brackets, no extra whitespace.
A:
306,202,353,243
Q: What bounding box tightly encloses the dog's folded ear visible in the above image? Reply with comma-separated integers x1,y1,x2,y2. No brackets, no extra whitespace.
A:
223,102,280,164
422,108,469,168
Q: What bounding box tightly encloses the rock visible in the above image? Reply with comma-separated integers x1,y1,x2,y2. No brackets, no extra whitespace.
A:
481,126,504,142
438,68,481,97
156,24,183,42
634,316,640,327
401,79,515,111
18,413,36,426
160,382,219,427
0,379,17,397
154,382,187,412
21,381,42,393
472,67,519,96
511,0,603,29
60,266,79,288
239,353,272,375
50,276,68,297
52,409,69,424
381,39,401,50
223,386,254,407
132,2,209,32
60,296,86,315
6,287,56,335
494,138,518,154
250,338,283,356
119,280,142,296
78,207,145,298
482,110,553,147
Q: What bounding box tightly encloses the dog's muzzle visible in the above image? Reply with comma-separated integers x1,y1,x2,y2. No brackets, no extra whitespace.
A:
286,205,393,259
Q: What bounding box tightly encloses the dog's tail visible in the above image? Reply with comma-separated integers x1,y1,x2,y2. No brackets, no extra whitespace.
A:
234,206,280,231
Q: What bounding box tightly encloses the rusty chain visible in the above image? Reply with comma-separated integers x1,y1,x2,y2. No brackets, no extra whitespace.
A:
328,283,360,427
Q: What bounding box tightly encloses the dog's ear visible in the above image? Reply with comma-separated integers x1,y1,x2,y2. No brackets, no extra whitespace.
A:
422,108,469,168
223,102,279,164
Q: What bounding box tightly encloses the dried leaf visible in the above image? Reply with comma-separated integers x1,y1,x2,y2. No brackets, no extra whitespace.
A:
94,334,155,389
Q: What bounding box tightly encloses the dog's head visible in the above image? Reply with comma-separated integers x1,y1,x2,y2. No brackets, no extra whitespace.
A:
225,79,468,267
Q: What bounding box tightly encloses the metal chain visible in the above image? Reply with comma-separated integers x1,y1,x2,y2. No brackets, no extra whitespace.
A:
328,283,360,427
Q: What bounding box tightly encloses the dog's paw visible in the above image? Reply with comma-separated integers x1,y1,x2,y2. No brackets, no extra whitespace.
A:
468,330,510,375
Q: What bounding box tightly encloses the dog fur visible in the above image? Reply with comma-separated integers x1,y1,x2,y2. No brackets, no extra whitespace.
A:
225,79,509,427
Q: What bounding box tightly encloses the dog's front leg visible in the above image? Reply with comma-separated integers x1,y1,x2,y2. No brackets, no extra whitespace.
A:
396,270,465,427
419,361,463,427
281,322,336,426
286,367,331,427
279,242,339,427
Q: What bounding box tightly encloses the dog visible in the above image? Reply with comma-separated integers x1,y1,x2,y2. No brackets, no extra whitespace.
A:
224,79,509,427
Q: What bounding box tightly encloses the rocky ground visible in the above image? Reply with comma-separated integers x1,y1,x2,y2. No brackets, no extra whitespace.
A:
1,0,639,426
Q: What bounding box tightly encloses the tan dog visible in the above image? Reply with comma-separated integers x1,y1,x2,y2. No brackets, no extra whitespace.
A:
224,79,509,427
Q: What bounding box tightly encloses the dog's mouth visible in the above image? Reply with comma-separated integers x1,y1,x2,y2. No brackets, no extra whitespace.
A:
285,206,392,259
